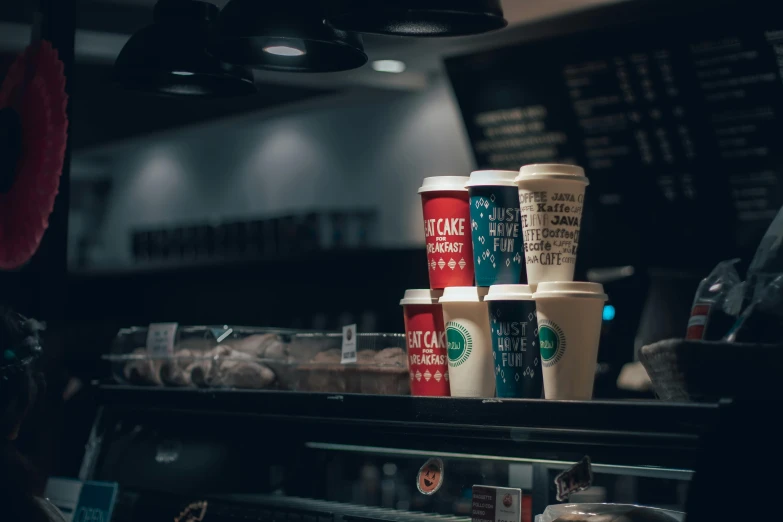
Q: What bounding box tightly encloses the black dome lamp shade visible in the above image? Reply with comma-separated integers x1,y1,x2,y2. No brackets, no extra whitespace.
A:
217,0,367,73
114,0,256,97
327,0,508,37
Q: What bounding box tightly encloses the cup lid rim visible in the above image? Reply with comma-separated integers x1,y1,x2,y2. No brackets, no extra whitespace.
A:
484,284,536,301
400,289,443,305
438,286,489,303
533,281,607,300
418,176,469,193
465,170,518,188
516,164,589,185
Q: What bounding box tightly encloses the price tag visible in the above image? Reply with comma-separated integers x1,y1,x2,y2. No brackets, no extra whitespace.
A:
341,324,357,364
146,323,178,358
472,485,521,522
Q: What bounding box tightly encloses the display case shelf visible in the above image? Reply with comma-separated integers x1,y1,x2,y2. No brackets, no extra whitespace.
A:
97,385,721,472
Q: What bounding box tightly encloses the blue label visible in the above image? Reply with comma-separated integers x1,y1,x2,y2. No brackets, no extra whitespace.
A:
488,300,543,398
76,482,118,522
45,478,118,522
469,186,524,286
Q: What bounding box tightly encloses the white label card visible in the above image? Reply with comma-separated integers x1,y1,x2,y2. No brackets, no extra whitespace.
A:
472,485,522,522
341,324,357,364
146,323,178,358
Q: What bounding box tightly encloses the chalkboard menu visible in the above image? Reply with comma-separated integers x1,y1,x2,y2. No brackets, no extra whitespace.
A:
445,1,783,270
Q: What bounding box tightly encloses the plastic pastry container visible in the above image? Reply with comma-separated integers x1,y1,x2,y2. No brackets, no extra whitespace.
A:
536,503,684,522
286,332,409,394
103,325,409,395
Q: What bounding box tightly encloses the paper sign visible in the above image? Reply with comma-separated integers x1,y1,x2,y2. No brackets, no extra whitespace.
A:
44,477,118,522
341,324,357,364
554,456,593,501
146,322,178,358
472,485,522,522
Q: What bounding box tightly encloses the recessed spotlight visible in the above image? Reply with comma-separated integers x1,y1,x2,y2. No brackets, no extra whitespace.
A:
372,60,406,73
263,38,306,57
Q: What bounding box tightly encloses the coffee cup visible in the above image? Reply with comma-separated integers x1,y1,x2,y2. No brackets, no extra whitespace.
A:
401,289,450,396
515,164,588,285
466,171,524,287
420,177,474,289
439,287,495,397
485,284,543,399
533,281,607,400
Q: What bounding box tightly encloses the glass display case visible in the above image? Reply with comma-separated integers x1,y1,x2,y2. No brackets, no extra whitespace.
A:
105,325,407,393
80,387,720,522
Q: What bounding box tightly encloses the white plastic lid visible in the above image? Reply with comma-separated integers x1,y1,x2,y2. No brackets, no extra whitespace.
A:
533,281,607,300
418,176,469,193
400,289,444,306
465,170,518,188
438,286,489,304
484,284,536,301
516,164,589,185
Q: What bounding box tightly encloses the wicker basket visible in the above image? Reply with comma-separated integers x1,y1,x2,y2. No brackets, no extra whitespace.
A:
639,339,782,401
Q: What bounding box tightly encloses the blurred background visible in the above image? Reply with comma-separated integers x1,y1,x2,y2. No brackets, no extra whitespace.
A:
0,0,779,478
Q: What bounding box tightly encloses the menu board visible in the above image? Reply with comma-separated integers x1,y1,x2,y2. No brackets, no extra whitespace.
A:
445,1,783,269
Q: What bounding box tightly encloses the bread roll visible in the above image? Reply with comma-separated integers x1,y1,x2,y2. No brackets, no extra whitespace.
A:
374,347,406,365
214,359,276,389
158,349,193,387
122,348,162,386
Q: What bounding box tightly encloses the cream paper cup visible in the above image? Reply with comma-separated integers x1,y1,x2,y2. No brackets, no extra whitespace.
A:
533,281,607,400
515,164,588,285
439,286,495,397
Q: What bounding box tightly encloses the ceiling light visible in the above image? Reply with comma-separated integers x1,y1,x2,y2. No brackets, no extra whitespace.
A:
327,0,507,37
263,38,307,57
264,45,306,57
217,0,367,72
114,0,256,97
372,60,406,73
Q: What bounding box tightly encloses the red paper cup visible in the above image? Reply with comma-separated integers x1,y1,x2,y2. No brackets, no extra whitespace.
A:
420,177,474,289
401,289,450,396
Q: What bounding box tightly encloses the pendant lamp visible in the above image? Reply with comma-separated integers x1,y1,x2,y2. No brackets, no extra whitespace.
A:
217,0,367,73
327,0,508,37
114,0,256,97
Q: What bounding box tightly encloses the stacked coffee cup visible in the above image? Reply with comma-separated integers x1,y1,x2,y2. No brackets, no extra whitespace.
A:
516,164,607,400
402,165,607,400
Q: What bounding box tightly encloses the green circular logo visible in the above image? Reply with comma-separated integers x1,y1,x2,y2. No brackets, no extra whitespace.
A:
446,322,472,367
538,320,566,367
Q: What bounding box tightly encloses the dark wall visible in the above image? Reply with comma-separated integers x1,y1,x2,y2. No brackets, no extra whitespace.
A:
69,63,332,150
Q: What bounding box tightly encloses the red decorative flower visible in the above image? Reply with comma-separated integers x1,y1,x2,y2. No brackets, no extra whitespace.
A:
0,40,68,269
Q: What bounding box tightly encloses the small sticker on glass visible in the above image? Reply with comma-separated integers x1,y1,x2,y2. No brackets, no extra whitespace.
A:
417,457,444,495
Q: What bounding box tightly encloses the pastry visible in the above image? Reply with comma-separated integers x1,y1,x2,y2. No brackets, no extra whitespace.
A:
186,345,233,387
158,348,193,387
214,359,276,389
225,333,279,358
374,347,406,366
312,348,341,364
122,347,162,386
262,339,289,360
